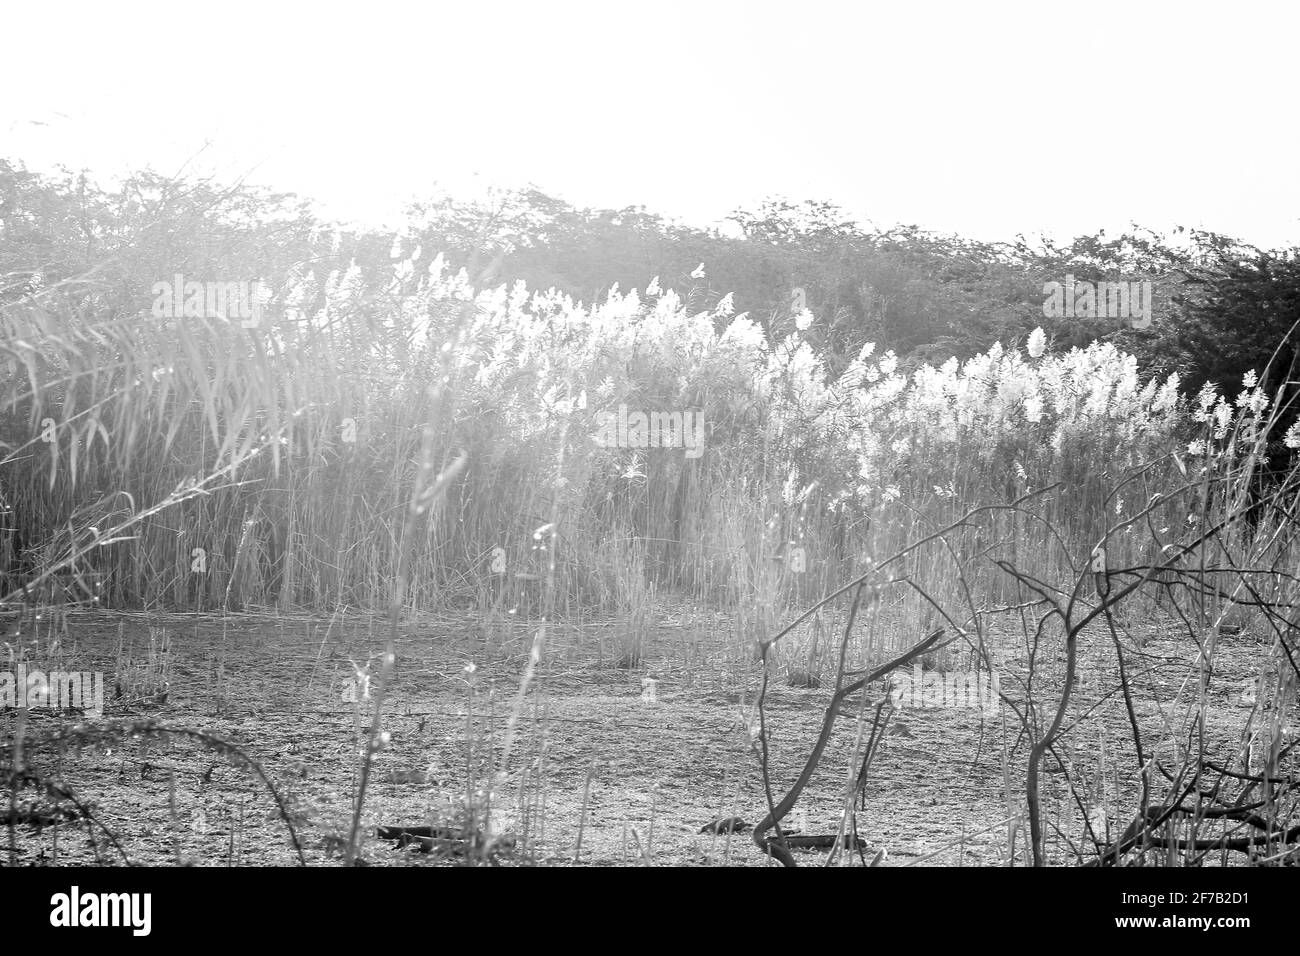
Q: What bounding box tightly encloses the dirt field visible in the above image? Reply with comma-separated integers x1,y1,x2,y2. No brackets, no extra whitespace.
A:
1,606,1286,866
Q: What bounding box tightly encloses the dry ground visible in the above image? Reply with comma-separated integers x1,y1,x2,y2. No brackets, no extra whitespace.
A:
0,605,1288,866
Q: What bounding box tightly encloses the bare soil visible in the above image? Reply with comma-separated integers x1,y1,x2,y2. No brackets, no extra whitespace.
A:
1,607,1287,866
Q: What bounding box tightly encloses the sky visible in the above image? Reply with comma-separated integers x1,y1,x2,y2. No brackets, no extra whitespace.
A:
2,0,1297,248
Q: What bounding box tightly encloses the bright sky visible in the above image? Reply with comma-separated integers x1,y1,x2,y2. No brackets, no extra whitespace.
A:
2,0,1297,248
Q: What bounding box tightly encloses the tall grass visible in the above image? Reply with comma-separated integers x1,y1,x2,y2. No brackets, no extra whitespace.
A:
1,252,1236,626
